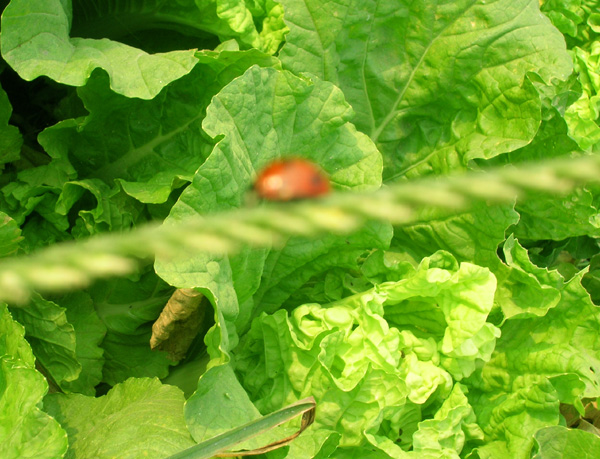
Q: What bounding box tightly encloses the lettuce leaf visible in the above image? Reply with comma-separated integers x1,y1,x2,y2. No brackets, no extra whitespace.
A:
155,64,388,364
278,0,572,179
234,251,498,456
1,0,600,457
44,377,195,458
0,303,68,459
90,269,174,385
1,0,198,99
533,425,600,458
467,270,600,458
9,293,81,390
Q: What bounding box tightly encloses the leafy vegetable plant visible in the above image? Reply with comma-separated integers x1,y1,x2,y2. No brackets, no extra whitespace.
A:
1,0,600,458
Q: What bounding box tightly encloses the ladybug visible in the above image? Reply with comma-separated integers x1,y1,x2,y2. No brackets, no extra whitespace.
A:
254,159,331,201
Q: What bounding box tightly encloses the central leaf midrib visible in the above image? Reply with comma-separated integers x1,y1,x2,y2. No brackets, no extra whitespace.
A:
370,2,477,144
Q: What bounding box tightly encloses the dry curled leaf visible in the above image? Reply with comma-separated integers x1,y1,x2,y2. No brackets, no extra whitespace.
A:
560,400,600,436
584,400,600,430
150,288,206,361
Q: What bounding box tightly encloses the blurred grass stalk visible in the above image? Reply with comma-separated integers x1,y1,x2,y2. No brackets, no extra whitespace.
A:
1,153,599,304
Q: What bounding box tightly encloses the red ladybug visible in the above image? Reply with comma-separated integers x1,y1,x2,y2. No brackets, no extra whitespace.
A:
254,159,331,201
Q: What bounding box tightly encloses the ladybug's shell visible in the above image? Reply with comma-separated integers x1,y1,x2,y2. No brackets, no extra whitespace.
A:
254,159,330,201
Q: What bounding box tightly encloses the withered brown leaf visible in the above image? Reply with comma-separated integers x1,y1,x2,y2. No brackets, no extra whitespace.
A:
150,288,206,361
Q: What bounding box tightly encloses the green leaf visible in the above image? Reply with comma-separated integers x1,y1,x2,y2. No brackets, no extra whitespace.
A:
171,396,315,459
495,236,564,319
412,384,483,457
0,83,22,169
100,331,174,386
18,216,72,253
171,64,382,221
381,251,500,381
533,425,600,458
0,122,78,250
155,64,384,357
582,252,600,304
390,203,574,321
564,43,600,150
469,379,561,459
365,384,484,458
91,268,173,335
38,72,208,205
186,363,263,441
248,221,392,328
541,0,585,39
497,271,600,395
235,251,498,453
235,306,410,451
392,202,519,269
514,188,600,241
480,72,582,167
278,0,573,179
0,0,198,100
209,0,288,54
185,363,295,451
44,377,195,459
58,291,106,395
56,179,145,237
0,137,75,229
0,303,68,459
467,270,600,457
39,49,278,205
9,293,81,389
0,211,23,258
90,270,175,385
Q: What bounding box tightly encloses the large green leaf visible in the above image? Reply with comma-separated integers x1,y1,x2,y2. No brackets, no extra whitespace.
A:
0,0,199,100
467,270,600,457
564,43,600,150
38,49,278,204
90,269,174,385
9,293,81,389
234,251,498,456
533,425,600,458
513,187,600,241
248,221,392,327
44,377,195,459
9,291,105,395
278,0,573,179
469,378,561,459
365,384,483,458
186,364,264,441
155,64,385,356
0,303,68,459
184,363,296,452
0,0,288,100
392,202,518,269
495,236,564,320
